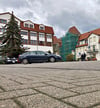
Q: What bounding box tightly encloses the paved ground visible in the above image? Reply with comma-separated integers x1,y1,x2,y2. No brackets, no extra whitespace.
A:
0,61,100,108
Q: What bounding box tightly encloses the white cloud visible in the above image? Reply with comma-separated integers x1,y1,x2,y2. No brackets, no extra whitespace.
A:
0,0,100,37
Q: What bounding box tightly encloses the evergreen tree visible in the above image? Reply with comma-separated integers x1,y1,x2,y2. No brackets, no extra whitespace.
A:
0,12,25,57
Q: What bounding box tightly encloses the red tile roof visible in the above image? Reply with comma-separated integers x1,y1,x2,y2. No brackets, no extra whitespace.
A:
53,36,62,46
68,26,80,35
20,21,54,34
53,36,58,44
79,28,100,41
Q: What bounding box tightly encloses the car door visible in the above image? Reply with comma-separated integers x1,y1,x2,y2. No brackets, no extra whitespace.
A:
36,51,48,62
28,51,37,63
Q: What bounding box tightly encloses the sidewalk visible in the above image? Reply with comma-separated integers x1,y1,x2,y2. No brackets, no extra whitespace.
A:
0,62,100,108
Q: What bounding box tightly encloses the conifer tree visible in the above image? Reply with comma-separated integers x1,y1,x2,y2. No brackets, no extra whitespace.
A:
0,12,25,57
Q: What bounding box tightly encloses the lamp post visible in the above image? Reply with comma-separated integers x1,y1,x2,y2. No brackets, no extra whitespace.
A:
37,36,38,51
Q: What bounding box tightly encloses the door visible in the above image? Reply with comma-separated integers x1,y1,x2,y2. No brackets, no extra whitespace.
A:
28,51,37,62
36,51,48,62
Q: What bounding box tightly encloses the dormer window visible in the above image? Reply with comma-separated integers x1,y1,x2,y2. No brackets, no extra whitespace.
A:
30,24,33,28
24,23,28,27
39,25,45,30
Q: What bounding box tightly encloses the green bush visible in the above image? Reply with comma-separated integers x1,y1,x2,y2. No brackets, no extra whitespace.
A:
66,54,74,61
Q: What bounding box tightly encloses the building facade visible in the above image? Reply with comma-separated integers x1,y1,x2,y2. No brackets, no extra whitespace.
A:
0,12,54,52
76,28,100,61
60,26,80,61
53,36,62,55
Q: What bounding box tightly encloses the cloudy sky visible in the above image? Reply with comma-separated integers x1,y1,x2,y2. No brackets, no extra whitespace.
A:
0,0,100,37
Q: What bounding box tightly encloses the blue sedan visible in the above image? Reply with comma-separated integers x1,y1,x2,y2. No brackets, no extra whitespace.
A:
18,51,62,64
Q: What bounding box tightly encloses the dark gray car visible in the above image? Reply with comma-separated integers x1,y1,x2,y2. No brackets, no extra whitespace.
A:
18,51,62,64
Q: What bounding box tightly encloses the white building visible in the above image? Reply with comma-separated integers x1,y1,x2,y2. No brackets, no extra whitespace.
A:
76,28,100,61
0,12,54,52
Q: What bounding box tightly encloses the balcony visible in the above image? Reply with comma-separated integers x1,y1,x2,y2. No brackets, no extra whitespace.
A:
87,49,98,53
76,43,88,48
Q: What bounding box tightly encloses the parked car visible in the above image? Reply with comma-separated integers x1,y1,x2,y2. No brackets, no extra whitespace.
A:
5,57,18,64
18,51,62,64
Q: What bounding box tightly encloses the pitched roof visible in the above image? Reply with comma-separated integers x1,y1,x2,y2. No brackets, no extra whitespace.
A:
68,26,80,35
0,12,54,34
79,28,100,41
53,36,62,46
53,36,58,44
21,21,54,34
0,12,21,21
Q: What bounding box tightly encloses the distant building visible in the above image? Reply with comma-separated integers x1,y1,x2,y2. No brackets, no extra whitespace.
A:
60,26,80,61
53,36,62,55
76,28,100,61
0,12,54,52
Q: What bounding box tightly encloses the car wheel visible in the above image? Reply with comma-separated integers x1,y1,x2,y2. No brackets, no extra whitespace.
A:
22,59,28,64
49,57,56,62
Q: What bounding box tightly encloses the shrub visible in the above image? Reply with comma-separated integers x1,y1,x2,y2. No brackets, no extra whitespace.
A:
66,54,74,61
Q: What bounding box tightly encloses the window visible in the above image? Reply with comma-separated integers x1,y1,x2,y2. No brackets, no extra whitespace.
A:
93,36,96,42
0,19,7,24
22,52,30,56
30,24,33,28
30,32,37,36
40,26,44,30
22,39,28,44
80,40,85,45
24,23,28,27
39,41,44,45
30,51,36,55
0,28,6,32
21,31,28,35
47,42,52,46
93,45,96,50
30,40,37,45
36,51,45,55
89,37,92,43
39,33,44,38
47,34,52,39
39,25,45,30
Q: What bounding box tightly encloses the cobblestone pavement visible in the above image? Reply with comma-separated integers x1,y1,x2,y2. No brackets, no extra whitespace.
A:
0,61,100,108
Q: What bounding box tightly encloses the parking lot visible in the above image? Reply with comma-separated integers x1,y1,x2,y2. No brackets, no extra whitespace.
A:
0,61,100,108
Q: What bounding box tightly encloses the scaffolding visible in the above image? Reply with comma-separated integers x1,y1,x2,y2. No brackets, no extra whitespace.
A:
60,32,79,61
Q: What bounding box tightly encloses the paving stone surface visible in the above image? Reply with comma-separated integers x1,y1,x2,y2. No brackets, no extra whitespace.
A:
45,81,76,89
70,84,100,94
63,91,100,108
35,86,77,99
0,99,19,108
17,94,73,108
0,89,3,93
2,83,48,91
0,89,37,100
0,61,100,108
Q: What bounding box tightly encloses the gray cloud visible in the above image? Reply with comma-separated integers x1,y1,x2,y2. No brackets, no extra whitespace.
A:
0,0,29,8
0,0,100,37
